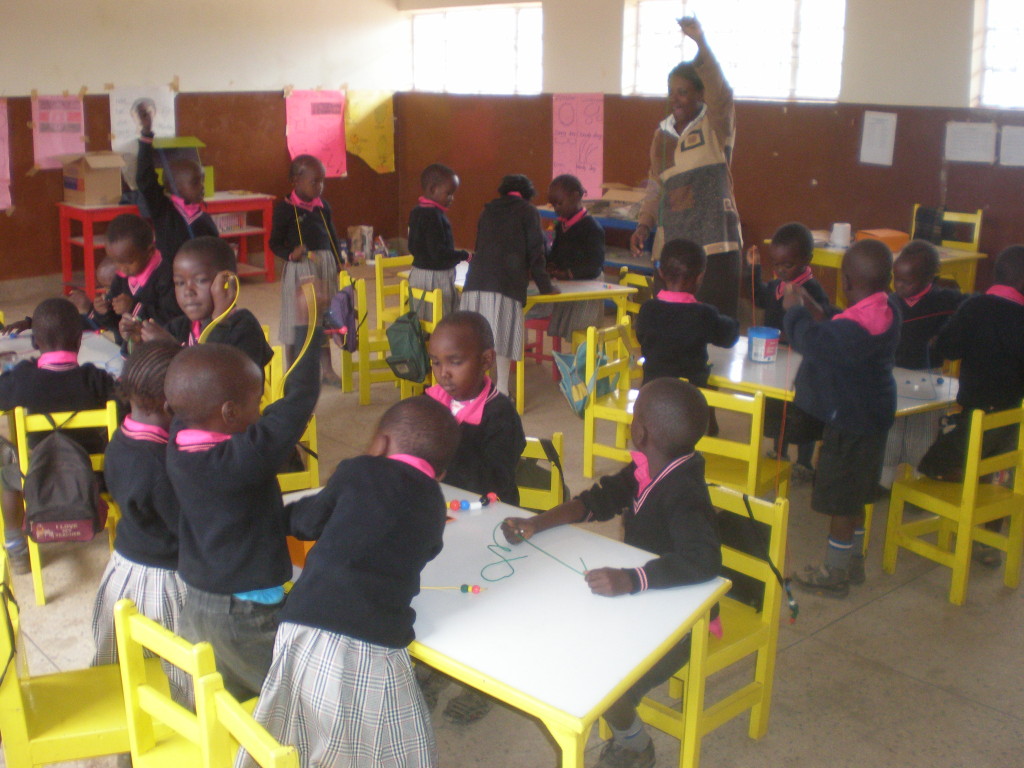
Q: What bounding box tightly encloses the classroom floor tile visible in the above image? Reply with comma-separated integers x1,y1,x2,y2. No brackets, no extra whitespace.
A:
2,273,1021,768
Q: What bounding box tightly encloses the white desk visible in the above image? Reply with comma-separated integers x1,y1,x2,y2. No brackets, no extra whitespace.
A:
283,484,729,768
707,337,959,417
0,330,123,378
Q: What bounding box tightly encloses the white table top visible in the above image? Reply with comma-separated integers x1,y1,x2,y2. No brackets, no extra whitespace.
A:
707,336,959,416
0,330,123,377
451,262,634,302
283,483,726,722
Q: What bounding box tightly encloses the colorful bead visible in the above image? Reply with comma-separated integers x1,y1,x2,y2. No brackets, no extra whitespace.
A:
460,584,469,592
471,584,481,594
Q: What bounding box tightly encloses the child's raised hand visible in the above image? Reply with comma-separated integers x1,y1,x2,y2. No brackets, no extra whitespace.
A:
501,516,538,544
679,16,704,41
289,245,308,263
111,293,136,316
781,282,804,311
93,292,111,315
745,245,760,268
139,319,174,344
67,289,92,314
210,271,238,316
584,567,633,597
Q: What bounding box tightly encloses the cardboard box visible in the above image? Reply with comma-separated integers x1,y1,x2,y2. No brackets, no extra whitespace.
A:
59,152,125,205
855,228,910,253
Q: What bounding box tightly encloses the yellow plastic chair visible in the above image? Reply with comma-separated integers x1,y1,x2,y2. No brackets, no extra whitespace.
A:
618,266,653,318
582,321,636,478
198,673,299,768
113,598,220,768
13,400,121,605
277,415,319,495
883,405,1024,605
696,389,791,500
373,254,415,330
911,204,983,252
354,277,400,405
0,555,154,768
399,284,444,400
630,485,789,766
517,433,565,512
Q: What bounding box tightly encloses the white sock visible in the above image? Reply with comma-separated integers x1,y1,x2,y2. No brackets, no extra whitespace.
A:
610,715,651,753
495,355,511,395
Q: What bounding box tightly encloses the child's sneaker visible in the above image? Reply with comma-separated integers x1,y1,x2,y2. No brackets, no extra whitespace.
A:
972,543,1002,569
847,555,866,586
6,545,31,575
596,741,655,768
794,564,850,598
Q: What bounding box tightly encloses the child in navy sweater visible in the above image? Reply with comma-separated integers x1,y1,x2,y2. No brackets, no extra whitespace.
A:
243,397,460,768
269,154,344,383
0,298,118,573
892,240,963,370
134,237,273,370
636,238,738,387
746,223,830,479
785,240,899,596
136,105,218,260
502,378,720,768
91,341,191,704
164,293,321,699
408,163,470,317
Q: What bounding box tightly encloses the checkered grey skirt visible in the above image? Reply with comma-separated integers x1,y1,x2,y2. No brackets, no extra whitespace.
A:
280,250,340,345
408,267,460,321
547,299,604,340
91,550,192,706
459,290,523,360
237,622,437,768
881,410,943,486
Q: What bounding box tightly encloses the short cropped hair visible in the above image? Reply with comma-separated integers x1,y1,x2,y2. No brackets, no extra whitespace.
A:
289,154,324,179
771,222,814,263
994,245,1024,287
106,214,155,252
898,240,941,281
32,298,82,352
668,61,704,93
498,174,536,200
434,311,495,353
379,397,461,476
550,174,585,198
176,236,236,273
119,341,181,412
659,239,706,282
636,378,709,456
165,343,260,426
421,163,456,192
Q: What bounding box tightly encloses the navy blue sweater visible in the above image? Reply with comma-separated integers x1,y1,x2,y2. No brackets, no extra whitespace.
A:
166,329,321,594
165,309,273,370
546,214,605,280
466,196,554,305
408,206,469,272
751,265,830,342
894,285,964,369
636,297,739,386
269,198,343,266
785,294,900,435
94,254,183,334
283,455,446,648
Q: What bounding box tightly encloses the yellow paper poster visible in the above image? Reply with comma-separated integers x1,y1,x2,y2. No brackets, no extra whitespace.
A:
345,91,395,174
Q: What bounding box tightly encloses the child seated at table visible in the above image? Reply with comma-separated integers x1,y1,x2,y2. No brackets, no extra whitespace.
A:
92,213,183,346
91,341,191,704
242,397,460,768
409,163,470,317
746,222,830,480
501,378,721,768
636,238,738,387
164,290,321,698
0,298,118,573
784,240,899,596
136,104,218,260
4,258,121,338
132,236,273,369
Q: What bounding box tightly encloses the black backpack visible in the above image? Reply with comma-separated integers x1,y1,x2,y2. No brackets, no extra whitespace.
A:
23,414,106,543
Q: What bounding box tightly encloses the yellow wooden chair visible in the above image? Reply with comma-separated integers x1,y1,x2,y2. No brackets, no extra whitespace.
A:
911,204,982,252
113,598,221,768
277,415,319,495
696,389,791,500
0,555,155,768
618,266,653,318
14,400,121,605
517,433,565,512
582,321,636,478
630,485,789,766
198,673,299,768
354,277,400,405
883,405,1024,605
399,284,444,400
373,254,414,330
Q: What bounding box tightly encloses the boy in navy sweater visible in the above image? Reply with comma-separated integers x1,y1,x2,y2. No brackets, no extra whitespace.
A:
892,240,963,370
243,397,460,768
784,240,899,596
502,378,720,768
164,291,320,698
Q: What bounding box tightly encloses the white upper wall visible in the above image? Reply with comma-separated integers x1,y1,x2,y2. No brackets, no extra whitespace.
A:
1,0,981,107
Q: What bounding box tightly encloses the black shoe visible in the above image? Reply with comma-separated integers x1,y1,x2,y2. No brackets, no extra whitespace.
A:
848,555,865,586
596,740,655,768
6,546,30,575
794,564,850,598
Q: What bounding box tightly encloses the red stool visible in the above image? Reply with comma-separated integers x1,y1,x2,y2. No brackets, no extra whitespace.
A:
522,317,561,381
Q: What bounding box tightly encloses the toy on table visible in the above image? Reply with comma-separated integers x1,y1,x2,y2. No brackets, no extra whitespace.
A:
422,584,486,594
448,492,499,512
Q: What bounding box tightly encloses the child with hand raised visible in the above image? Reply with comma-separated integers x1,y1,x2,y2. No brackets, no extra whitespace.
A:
502,378,721,768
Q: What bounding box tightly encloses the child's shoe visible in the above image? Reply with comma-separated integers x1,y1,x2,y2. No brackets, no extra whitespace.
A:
596,740,655,768
6,544,30,575
794,564,850,598
847,555,866,586
443,689,492,725
791,463,814,483
972,543,1001,569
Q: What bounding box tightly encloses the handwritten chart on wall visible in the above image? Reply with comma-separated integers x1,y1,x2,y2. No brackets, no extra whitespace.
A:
552,94,604,196
31,95,85,170
286,90,347,178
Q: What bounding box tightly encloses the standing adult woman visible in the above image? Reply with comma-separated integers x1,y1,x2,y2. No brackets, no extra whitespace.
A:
629,17,742,319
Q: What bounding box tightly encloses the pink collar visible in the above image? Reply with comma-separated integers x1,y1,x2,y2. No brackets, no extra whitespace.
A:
37,351,78,370
127,250,163,295
774,266,814,300
418,196,449,213
657,290,699,304
288,190,324,212
833,292,893,336
506,191,523,199
388,454,436,479
630,451,696,512
425,377,494,426
630,451,653,493
188,320,204,346
901,283,933,308
175,428,232,452
169,195,205,225
122,416,169,444
986,284,1024,306
558,208,587,230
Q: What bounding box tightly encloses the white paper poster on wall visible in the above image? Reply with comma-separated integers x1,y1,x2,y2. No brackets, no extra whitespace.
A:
109,86,177,189
859,111,897,166
998,126,1024,167
944,122,997,164
552,94,604,197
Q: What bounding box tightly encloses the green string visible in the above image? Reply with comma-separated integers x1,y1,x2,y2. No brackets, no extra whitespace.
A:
480,522,587,583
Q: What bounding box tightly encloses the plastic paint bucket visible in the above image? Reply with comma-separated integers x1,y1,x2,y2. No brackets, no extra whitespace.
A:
748,327,780,363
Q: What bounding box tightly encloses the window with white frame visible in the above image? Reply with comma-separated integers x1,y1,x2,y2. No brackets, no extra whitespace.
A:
410,4,542,95
978,0,1024,108
622,0,845,100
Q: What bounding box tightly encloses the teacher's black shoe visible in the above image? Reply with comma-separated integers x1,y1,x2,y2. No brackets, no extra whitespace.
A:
596,740,655,768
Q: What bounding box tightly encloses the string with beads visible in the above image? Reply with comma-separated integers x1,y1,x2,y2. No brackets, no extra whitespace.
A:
480,522,587,582
422,584,486,594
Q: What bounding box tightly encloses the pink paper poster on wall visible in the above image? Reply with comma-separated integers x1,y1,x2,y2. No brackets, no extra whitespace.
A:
552,94,604,197
31,95,85,170
0,100,11,210
286,90,347,178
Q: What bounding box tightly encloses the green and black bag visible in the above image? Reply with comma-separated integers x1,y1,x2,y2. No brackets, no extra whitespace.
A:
385,287,430,383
